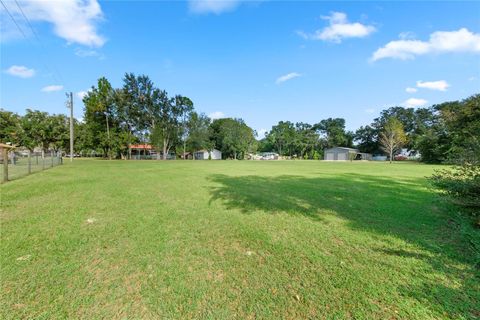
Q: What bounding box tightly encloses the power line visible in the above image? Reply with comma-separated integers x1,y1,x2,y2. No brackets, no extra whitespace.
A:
1,0,66,87
0,0,28,38
13,0,40,40
13,0,66,85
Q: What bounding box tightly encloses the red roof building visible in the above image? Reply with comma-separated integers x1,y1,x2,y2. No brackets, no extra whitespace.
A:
129,144,153,150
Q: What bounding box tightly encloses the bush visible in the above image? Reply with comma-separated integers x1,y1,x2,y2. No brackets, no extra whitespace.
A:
430,164,480,225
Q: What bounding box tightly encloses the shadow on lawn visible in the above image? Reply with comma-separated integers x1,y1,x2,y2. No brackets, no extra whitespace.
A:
208,173,480,318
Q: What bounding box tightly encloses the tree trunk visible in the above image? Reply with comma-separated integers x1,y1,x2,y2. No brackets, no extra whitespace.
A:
105,113,111,160
163,138,168,160
183,140,186,160
389,148,393,164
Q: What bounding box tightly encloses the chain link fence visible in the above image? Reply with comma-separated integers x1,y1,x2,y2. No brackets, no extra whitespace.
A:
1,150,63,183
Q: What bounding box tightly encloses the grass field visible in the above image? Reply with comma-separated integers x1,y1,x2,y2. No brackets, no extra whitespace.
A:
1,160,479,319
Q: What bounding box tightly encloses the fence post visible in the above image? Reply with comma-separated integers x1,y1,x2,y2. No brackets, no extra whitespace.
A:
42,150,45,170
28,150,32,174
51,151,54,167
2,149,8,183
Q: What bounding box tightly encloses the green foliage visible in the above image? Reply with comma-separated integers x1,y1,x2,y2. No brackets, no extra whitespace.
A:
187,112,211,153
314,118,352,149
0,109,21,144
414,128,450,163
431,164,480,221
17,109,69,152
79,74,196,159
354,125,378,154
209,118,256,159
3,73,477,166
266,121,296,156
263,121,320,158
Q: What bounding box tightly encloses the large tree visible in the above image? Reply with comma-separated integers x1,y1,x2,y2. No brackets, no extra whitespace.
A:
186,112,211,158
83,77,118,159
314,118,352,149
19,109,51,152
293,122,319,159
354,125,378,154
150,91,179,160
209,118,256,159
379,117,407,163
0,109,21,144
265,121,296,156
48,114,70,152
435,95,480,163
176,95,194,159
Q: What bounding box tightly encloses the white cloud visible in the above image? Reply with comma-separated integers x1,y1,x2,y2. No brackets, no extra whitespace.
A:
3,0,105,47
276,72,301,84
416,80,450,91
298,12,375,43
469,76,477,81
399,31,416,40
41,85,64,92
404,98,428,108
189,0,241,14
405,87,418,93
76,90,89,99
5,65,35,78
74,48,103,57
372,28,480,61
364,108,375,114
208,111,225,119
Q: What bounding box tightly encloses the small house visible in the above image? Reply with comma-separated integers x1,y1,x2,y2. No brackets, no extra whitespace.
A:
129,144,154,159
324,147,371,161
194,149,222,160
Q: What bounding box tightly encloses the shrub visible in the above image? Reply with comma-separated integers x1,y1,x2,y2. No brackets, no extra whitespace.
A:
430,163,480,225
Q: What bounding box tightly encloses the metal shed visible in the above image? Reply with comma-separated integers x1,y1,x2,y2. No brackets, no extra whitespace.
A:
324,147,372,161
194,149,222,160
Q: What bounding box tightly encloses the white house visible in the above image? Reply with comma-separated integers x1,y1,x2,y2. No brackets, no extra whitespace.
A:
194,149,222,160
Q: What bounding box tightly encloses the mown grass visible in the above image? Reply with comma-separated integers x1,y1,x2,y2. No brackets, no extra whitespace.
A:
1,160,479,319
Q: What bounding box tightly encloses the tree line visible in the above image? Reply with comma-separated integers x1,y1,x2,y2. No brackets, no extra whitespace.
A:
1,73,257,160
259,94,479,163
1,72,478,163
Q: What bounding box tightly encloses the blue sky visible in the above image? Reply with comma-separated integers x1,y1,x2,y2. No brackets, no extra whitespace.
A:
1,1,479,137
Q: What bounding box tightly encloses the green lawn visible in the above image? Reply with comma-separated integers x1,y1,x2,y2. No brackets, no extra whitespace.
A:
1,160,479,319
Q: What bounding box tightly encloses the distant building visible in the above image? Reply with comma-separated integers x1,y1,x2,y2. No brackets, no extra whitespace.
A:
128,144,175,160
324,147,372,161
194,149,222,160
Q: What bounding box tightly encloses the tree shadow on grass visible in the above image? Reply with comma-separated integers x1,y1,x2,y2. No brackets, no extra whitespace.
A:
208,173,480,319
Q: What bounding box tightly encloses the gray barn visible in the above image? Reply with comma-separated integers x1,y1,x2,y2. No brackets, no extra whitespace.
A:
324,147,372,161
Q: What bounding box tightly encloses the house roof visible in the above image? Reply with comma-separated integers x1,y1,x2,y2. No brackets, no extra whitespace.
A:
325,147,359,152
129,144,152,149
195,149,220,153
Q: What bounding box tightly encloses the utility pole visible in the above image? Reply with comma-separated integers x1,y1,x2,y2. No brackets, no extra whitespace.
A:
66,92,74,162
